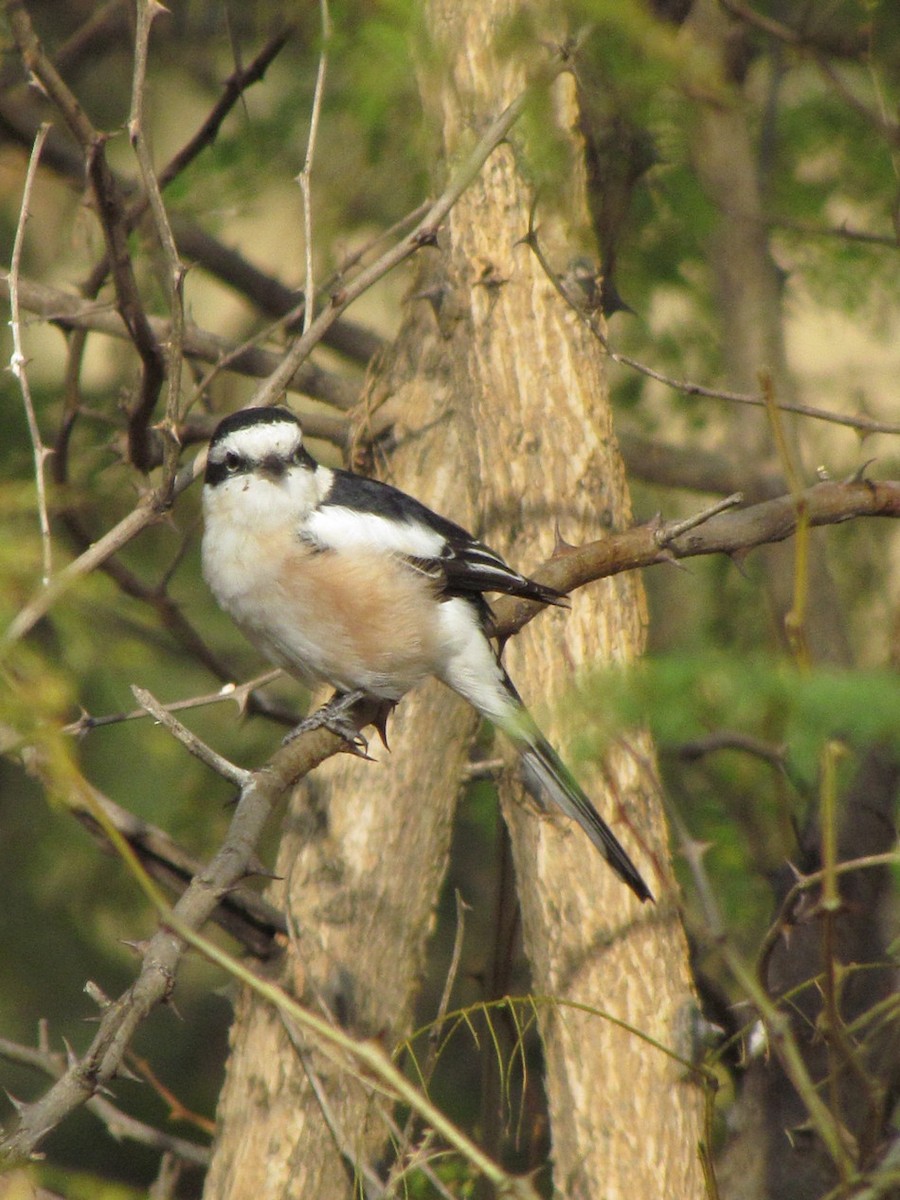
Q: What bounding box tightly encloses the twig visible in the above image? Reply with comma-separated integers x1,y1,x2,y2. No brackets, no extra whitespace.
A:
762,371,811,667
756,851,900,990
8,121,52,585
296,0,331,336
718,0,866,58
2,489,176,646
132,685,251,788
157,27,295,193
127,0,186,479
654,493,744,545
126,1053,216,1136
282,1020,388,1198
389,891,468,1194
668,802,855,1179
490,479,900,641
815,54,900,149
7,0,166,472
675,731,787,769
0,270,358,412
0,1036,209,1167
2,702,540,1197
0,715,358,1167
16,740,286,957
66,671,282,733
523,214,900,439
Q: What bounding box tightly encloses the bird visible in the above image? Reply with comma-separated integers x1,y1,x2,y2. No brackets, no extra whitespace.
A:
201,405,652,903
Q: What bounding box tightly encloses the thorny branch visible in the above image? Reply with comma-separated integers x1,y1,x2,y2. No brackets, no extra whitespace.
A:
8,122,52,585
0,1035,210,1168
523,215,900,440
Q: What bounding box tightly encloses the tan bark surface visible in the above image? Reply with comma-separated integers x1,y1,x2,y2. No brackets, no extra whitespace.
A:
204,4,706,1198
424,5,706,1197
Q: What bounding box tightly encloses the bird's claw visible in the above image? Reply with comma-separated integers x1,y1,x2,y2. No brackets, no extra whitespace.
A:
282,689,370,754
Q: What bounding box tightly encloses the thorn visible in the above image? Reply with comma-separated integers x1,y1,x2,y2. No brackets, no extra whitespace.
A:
411,282,448,319
241,858,282,881
728,548,752,577
474,260,506,290
119,939,151,958
647,512,664,535
844,458,877,483
552,520,577,554
679,836,713,867
61,1038,78,1070
4,1090,27,1116
341,735,375,762
114,1061,142,1083
162,995,183,1021
656,548,691,572
67,709,95,738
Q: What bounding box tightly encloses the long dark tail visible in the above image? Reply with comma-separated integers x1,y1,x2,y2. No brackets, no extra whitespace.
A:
443,634,653,902
518,733,653,903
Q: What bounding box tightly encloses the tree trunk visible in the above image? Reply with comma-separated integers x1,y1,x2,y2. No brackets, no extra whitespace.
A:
203,3,706,1197
423,5,706,1196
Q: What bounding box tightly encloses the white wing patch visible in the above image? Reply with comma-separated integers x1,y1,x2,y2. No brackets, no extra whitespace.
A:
305,505,447,559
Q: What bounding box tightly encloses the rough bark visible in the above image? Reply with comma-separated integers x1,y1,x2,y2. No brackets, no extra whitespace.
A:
423,6,705,1196
203,4,705,1197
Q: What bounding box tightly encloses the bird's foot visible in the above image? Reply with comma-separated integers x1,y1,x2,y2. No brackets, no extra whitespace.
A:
283,690,372,757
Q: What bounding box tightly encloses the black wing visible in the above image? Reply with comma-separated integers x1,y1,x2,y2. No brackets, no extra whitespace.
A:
327,469,566,607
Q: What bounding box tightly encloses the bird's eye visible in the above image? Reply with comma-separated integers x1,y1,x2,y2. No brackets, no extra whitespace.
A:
223,451,242,473
291,447,306,467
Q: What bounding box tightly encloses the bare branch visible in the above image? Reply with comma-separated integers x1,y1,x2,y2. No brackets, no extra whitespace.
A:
8,121,52,585
249,53,564,409
524,219,900,439
157,27,295,192
127,0,186,474
0,715,352,1166
0,1036,210,1168
0,270,358,412
7,0,166,472
491,479,900,639
132,685,251,787
296,0,331,336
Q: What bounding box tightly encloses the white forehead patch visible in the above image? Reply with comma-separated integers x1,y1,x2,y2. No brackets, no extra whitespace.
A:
211,420,302,464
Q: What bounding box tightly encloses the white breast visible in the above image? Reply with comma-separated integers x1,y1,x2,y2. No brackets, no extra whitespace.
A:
202,473,442,699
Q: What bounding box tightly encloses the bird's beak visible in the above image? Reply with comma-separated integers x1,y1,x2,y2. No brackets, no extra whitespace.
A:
258,455,287,481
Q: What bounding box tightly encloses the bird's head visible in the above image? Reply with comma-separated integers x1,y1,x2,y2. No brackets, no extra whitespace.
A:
205,406,317,488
